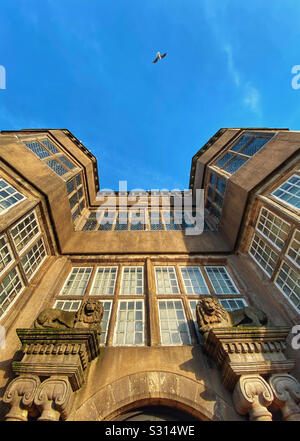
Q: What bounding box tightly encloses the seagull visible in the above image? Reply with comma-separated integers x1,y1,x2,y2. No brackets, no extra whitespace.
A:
153,51,167,64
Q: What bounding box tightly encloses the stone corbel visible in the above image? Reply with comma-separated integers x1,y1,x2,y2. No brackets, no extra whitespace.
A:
233,374,274,421
34,376,74,421
2,375,40,421
268,373,300,421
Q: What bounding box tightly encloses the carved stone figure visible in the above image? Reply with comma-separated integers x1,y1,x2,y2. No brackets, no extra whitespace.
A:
34,300,103,334
196,296,272,335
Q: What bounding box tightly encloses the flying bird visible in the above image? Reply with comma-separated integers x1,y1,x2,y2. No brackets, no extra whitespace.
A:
153,51,167,64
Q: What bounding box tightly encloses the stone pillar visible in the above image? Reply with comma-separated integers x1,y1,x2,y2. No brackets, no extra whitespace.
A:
2,375,40,421
233,374,274,421
268,373,300,421
34,376,74,421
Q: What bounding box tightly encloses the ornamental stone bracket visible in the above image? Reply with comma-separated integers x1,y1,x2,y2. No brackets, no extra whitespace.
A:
203,327,294,391
268,373,300,421
196,297,300,421
2,300,103,421
233,374,274,421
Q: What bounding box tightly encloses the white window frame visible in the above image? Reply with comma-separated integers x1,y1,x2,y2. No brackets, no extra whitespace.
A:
248,233,279,277
119,266,144,295
219,298,248,312
0,178,26,215
204,266,240,295
275,262,300,314
21,238,47,281
113,300,145,346
100,300,113,345
89,266,118,296
53,299,82,311
59,267,93,296
179,266,210,295
0,267,25,320
286,229,300,269
255,207,290,251
10,210,41,254
0,234,14,277
154,266,180,294
158,299,191,346
271,174,300,211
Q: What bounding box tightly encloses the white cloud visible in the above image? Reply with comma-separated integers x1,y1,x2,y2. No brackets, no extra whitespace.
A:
224,44,240,87
203,1,263,117
243,83,262,116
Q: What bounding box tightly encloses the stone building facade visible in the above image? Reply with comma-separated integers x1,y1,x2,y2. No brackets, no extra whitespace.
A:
0,127,299,421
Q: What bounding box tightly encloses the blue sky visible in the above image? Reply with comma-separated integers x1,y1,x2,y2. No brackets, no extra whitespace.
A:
0,0,300,190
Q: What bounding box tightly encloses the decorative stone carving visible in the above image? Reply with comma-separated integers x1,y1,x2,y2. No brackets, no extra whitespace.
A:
196,296,271,337
268,373,300,421
34,376,74,421
202,327,294,391
34,300,103,335
233,374,274,421
2,375,40,421
3,301,103,421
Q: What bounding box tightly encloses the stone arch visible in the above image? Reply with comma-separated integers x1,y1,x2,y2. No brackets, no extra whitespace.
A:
71,371,238,421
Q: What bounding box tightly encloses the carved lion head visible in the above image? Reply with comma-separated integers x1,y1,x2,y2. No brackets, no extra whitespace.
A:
196,296,229,328
75,300,104,326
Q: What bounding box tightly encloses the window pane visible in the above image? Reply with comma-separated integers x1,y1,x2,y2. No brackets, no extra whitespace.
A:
223,156,248,174
256,208,290,250
158,300,191,346
275,262,300,313
272,175,300,210
120,266,144,295
60,267,92,296
205,266,239,294
21,238,47,280
46,159,68,177
241,137,269,156
0,267,24,318
180,267,209,294
24,141,50,159
219,298,247,311
53,299,81,312
114,300,144,346
0,234,14,274
249,234,278,277
90,267,118,295
41,139,59,154
287,230,300,267
230,135,252,152
0,179,26,214
58,155,76,170
10,211,40,252
155,267,180,294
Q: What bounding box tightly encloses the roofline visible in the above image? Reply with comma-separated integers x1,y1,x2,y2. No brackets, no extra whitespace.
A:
1,128,100,192
189,127,290,189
